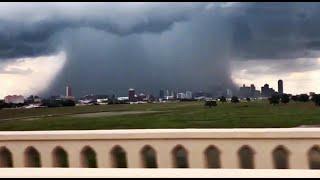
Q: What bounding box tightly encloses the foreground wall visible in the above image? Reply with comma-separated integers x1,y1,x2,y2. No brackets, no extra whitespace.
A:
0,128,320,169
0,168,320,178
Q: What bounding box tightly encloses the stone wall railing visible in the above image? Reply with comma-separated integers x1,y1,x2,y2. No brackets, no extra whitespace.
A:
0,128,320,169
1,168,320,178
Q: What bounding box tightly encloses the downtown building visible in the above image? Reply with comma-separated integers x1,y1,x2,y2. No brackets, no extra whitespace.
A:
4,95,25,104
65,85,75,100
128,88,136,102
239,84,260,98
261,84,276,98
278,80,284,94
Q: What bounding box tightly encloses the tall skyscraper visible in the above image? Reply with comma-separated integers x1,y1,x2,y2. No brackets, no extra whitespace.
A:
261,84,268,97
66,85,72,97
261,84,275,97
226,89,233,98
128,88,135,102
166,89,170,97
185,91,193,99
278,80,283,94
239,84,251,98
250,84,256,97
159,89,165,99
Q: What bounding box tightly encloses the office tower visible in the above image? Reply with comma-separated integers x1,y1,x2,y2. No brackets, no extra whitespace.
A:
261,84,269,97
185,91,193,99
250,84,255,96
128,88,135,102
239,84,251,98
66,85,72,97
278,80,283,94
261,84,276,97
226,89,233,98
159,89,165,99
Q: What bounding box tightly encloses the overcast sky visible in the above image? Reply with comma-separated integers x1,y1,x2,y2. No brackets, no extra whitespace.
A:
1,2,320,98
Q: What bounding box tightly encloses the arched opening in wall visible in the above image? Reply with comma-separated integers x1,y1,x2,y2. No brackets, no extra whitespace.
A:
80,146,97,168
0,147,13,167
172,145,189,168
24,146,41,167
204,145,221,168
238,145,255,169
111,146,127,168
273,145,290,169
308,146,320,169
141,145,158,168
52,146,69,168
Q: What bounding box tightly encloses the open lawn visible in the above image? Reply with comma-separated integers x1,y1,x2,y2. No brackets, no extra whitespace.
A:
0,100,320,131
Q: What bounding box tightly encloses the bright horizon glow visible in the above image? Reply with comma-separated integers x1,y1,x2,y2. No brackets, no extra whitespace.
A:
231,58,320,95
0,52,66,99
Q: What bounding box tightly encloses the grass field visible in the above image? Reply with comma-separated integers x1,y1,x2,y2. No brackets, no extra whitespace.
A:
0,100,320,131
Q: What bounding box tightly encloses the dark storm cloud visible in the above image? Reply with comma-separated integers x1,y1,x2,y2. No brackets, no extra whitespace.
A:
0,19,65,59
0,2,207,60
229,2,320,60
1,2,320,96
47,11,237,96
231,58,320,76
2,2,320,60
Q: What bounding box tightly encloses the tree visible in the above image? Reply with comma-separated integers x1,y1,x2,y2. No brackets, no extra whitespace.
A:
313,94,320,106
280,94,290,104
62,99,76,107
0,100,4,110
41,99,63,108
269,94,280,105
298,94,309,102
219,96,227,103
311,94,317,102
26,95,35,104
231,96,240,103
291,95,298,102
205,100,217,108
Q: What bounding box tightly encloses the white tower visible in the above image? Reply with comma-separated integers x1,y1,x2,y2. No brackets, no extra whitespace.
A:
66,85,72,97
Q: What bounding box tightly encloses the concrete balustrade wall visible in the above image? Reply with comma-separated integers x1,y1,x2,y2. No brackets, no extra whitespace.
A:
0,128,320,169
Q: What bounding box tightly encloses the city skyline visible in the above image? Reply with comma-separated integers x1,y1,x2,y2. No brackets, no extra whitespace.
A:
1,77,318,99
0,78,308,101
